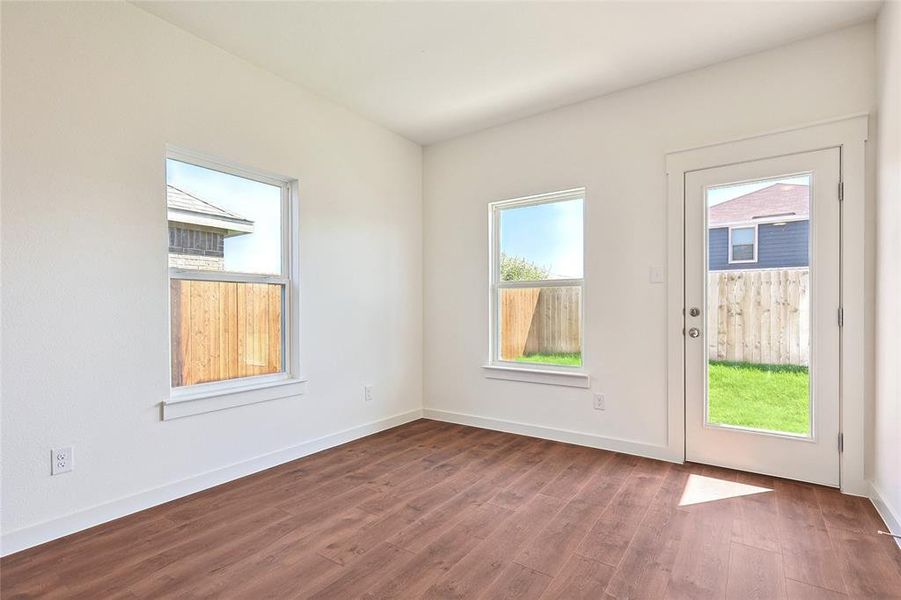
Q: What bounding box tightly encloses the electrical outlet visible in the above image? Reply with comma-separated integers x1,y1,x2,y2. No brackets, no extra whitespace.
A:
649,266,664,284
51,446,73,475
593,394,606,411
363,385,374,403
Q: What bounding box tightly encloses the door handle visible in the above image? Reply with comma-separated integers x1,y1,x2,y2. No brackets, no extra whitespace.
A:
688,327,701,338
689,307,701,317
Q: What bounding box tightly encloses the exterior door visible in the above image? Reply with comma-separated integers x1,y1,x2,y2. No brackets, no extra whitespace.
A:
684,148,841,486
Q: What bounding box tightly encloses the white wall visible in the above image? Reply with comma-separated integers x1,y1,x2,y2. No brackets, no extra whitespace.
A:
1,2,422,550
423,25,875,460
873,0,901,537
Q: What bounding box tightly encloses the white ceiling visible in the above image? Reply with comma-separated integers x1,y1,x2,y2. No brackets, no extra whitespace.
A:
134,1,881,145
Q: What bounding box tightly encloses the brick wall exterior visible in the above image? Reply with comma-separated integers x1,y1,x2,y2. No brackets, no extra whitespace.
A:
168,225,226,271
168,253,224,271
169,226,224,256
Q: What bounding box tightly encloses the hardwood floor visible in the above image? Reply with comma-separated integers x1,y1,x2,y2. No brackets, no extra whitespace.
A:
3,419,900,599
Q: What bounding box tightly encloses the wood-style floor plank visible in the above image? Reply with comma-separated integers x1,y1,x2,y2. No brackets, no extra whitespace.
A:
730,471,780,553
783,578,849,599
664,498,735,599
724,542,786,600
364,502,511,599
538,554,615,599
827,524,901,598
815,485,884,533
422,493,566,600
516,452,642,577
573,457,668,567
185,507,376,598
2,419,897,600
480,562,551,600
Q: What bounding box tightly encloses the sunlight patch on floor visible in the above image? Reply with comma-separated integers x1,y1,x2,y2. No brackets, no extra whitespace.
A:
678,473,772,506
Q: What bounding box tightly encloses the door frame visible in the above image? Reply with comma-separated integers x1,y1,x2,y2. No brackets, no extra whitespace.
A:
664,115,869,495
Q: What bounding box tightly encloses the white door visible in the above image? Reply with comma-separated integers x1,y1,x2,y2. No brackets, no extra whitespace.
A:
684,148,841,487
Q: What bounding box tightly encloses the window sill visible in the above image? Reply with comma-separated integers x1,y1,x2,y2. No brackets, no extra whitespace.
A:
482,364,590,388
162,375,308,420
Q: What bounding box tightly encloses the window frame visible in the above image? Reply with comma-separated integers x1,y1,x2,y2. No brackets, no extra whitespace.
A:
486,188,587,384
728,224,758,264
164,147,305,418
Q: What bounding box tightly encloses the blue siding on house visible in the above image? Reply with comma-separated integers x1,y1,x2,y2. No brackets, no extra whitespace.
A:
709,220,809,271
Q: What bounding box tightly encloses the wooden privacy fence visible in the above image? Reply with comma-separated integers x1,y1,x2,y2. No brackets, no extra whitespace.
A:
707,268,809,366
500,286,581,359
170,279,283,387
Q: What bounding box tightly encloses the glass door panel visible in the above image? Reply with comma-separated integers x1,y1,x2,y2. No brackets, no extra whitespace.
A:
705,175,812,437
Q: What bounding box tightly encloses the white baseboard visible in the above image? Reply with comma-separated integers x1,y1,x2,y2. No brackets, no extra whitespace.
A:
869,480,901,550
422,408,682,464
1,408,423,557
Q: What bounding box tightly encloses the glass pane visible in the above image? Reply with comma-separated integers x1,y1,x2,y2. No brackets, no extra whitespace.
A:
732,244,754,261
498,286,581,366
167,159,282,275
170,280,284,387
706,175,811,436
499,198,583,280
731,227,755,245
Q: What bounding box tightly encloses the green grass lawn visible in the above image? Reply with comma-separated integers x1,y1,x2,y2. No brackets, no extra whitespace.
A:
708,360,810,435
515,353,582,367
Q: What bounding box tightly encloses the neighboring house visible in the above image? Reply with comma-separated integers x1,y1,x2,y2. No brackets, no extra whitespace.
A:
708,183,809,271
167,185,254,271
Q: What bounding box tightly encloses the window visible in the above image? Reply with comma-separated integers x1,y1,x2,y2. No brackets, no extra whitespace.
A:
489,189,584,372
166,149,301,410
729,226,757,263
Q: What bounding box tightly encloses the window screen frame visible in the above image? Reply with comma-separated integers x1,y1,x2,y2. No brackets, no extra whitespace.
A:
487,188,586,372
728,224,758,264
166,147,303,407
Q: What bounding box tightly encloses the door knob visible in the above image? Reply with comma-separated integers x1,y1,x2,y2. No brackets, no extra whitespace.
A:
689,307,701,317
688,327,701,338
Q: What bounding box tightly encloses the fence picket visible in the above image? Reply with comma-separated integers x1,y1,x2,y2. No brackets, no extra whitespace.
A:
170,280,283,386
707,268,808,366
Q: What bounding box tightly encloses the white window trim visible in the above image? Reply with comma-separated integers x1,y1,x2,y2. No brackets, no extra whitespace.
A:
727,224,758,264
163,146,305,420
484,188,589,387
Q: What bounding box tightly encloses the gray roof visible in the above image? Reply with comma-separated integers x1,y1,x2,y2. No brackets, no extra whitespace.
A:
167,185,254,236
709,183,809,227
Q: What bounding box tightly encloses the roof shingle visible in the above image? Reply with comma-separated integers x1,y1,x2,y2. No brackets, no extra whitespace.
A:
709,183,809,227
166,185,251,222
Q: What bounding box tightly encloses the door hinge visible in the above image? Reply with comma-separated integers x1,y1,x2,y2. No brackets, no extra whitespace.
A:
838,433,844,452
838,181,844,201
838,307,844,327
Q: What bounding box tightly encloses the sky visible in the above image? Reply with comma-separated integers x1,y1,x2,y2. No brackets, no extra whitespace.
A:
500,198,583,279
707,174,810,206
167,159,282,274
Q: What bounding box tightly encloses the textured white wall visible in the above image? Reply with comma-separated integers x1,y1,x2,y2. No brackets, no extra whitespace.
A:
423,25,875,460
874,1,901,533
1,2,422,541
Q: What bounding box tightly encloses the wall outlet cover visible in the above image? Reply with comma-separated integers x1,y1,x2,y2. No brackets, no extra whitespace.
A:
51,446,73,475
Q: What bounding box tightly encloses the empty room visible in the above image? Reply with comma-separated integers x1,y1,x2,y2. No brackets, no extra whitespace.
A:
2,0,901,598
